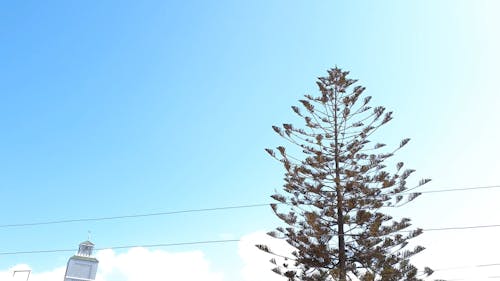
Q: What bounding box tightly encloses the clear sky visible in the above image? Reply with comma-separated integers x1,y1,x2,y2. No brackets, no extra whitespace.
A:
0,1,499,281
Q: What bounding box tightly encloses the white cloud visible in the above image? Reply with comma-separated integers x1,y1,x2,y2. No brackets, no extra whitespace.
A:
29,267,65,281
0,248,223,281
95,247,223,281
0,231,298,281
238,231,294,281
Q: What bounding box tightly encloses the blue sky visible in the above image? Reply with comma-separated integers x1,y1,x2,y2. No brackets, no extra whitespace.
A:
1,1,499,280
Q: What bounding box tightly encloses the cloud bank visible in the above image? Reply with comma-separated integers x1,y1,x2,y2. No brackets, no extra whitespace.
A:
0,231,294,281
239,231,293,281
0,248,223,281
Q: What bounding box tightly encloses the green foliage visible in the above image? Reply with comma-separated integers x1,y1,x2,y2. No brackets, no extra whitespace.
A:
261,68,432,281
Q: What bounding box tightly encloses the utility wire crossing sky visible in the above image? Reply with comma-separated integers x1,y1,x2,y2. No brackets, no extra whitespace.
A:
0,184,498,228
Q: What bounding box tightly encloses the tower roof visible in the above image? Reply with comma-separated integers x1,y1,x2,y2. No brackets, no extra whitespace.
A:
77,240,95,257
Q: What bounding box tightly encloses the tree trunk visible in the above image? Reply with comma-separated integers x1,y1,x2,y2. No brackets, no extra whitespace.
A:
333,90,347,281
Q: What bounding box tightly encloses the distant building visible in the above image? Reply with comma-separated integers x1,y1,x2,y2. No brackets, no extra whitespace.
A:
63,241,99,281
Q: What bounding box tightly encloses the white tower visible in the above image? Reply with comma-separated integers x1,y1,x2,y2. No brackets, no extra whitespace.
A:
63,241,99,281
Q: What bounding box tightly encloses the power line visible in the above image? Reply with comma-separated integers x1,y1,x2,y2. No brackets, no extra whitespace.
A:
433,263,500,271
417,185,500,194
0,203,270,229
2,220,500,256
423,224,500,232
423,263,500,281
396,223,500,234
0,185,499,230
0,239,240,256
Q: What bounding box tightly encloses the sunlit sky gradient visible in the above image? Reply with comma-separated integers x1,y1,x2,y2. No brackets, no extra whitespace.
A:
0,1,499,280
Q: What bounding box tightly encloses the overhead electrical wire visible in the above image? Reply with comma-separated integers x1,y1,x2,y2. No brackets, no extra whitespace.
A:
0,184,498,229
1,221,500,256
416,184,500,194
423,263,500,281
0,203,270,229
422,224,500,231
0,239,240,256
433,263,500,272
0,184,498,259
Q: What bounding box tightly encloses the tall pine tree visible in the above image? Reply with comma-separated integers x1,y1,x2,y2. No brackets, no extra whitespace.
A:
260,67,434,281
